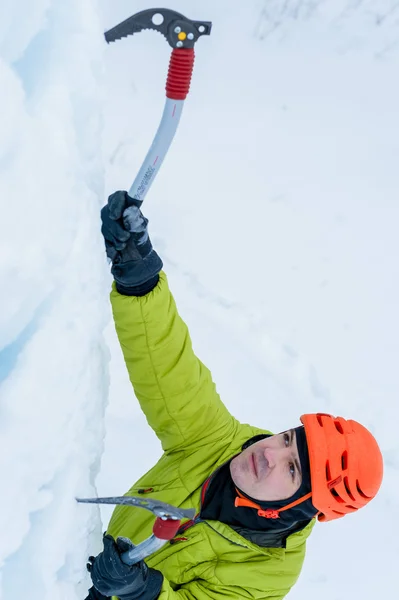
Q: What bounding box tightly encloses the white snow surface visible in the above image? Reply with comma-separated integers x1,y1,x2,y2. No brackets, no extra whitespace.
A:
1,0,398,599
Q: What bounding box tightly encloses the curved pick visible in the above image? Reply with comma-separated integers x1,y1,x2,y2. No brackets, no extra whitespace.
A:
76,495,195,520
104,7,212,48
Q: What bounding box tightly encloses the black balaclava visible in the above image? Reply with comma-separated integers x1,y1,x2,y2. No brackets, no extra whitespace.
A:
200,427,318,545
235,426,318,528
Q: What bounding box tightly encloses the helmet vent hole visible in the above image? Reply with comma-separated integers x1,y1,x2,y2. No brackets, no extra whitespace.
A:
343,476,356,501
330,488,345,503
317,414,324,426
356,480,370,499
325,461,331,481
334,420,344,434
341,451,348,470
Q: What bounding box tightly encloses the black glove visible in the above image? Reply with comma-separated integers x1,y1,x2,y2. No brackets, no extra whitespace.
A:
101,191,163,296
87,534,163,600
85,586,109,600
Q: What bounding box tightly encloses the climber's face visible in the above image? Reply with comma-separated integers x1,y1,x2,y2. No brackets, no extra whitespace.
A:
229,430,302,501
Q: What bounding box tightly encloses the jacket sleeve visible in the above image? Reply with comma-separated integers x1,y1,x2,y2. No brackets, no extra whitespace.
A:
110,271,238,454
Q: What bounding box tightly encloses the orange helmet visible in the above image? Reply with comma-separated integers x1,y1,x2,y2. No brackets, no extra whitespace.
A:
300,413,383,522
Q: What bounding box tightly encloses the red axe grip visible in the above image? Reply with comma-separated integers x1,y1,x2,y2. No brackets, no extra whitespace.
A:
166,48,195,100
153,518,181,540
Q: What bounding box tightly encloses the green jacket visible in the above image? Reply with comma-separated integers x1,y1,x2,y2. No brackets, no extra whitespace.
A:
107,272,315,600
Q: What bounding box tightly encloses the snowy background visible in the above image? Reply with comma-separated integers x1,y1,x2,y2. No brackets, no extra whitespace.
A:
1,0,398,599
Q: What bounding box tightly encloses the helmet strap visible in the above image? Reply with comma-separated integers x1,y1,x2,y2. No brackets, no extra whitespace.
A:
234,488,313,519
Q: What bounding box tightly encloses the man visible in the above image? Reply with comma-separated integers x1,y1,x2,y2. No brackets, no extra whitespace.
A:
85,191,383,600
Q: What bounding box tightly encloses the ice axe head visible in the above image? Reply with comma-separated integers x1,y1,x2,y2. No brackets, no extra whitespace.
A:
104,8,212,48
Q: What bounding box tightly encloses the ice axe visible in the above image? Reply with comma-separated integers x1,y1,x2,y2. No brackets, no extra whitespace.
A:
77,495,195,565
105,7,212,203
